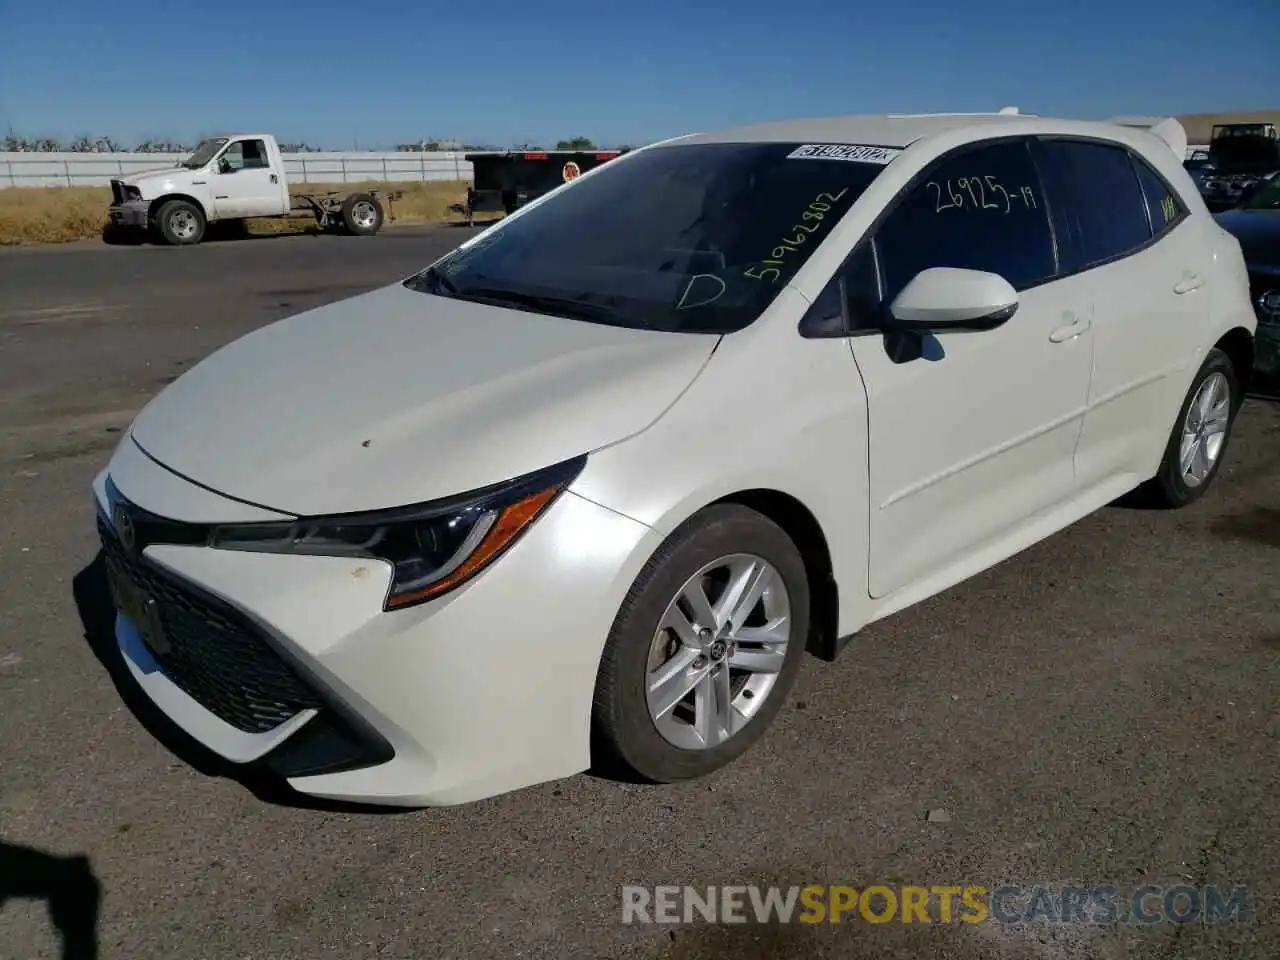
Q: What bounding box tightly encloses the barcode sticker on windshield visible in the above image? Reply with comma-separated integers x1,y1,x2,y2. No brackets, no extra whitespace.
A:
786,144,902,164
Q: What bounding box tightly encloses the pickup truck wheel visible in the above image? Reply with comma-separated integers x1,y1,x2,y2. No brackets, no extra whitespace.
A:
591,504,810,784
341,194,383,236
155,200,206,246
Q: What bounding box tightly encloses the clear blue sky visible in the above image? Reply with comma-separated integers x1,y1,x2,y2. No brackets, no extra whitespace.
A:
1,0,1275,149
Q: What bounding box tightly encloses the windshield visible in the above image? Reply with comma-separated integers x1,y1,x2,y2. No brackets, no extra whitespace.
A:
406,141,891,333
1240,174,1280,210
182,137,229,169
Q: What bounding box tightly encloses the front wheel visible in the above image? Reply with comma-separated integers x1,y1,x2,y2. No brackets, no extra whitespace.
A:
592,504,810,783
1138,348,1241,508
154,199,206,246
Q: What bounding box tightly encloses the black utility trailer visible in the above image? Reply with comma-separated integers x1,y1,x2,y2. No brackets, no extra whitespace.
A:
451,149,627,225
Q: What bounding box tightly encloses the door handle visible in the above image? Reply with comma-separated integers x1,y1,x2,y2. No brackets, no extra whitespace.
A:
1049,313,1091,343
1173,271,1203,295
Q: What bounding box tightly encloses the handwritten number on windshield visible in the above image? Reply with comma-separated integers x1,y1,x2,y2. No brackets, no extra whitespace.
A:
745,188,850,283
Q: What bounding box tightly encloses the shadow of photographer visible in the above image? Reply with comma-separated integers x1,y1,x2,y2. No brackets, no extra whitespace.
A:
0,842,101,960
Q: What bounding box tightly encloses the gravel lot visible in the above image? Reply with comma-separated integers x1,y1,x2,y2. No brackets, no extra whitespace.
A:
1,228,1277,960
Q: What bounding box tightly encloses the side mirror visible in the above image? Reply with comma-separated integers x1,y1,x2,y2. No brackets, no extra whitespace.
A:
887,267,1018,333
217,157,233,174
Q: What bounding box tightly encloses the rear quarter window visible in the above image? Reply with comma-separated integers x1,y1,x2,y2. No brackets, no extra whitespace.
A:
1130,155,1187,235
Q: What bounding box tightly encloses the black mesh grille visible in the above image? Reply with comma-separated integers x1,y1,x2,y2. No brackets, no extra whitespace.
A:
98,518,324,733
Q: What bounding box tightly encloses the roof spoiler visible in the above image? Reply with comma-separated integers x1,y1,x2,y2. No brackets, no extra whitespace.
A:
1105,116,1188,159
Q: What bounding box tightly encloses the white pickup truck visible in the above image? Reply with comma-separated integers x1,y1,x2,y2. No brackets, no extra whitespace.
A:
107,133,394,245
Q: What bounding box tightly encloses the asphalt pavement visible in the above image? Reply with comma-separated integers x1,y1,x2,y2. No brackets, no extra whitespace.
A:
1,227,1277,960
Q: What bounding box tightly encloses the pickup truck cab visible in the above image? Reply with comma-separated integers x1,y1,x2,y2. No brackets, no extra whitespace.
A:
108,133,388,245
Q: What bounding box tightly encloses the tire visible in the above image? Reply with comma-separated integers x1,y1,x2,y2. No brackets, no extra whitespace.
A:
340,193,383,236
592,504,810,783
154,199,206,246
1137,347,1241,508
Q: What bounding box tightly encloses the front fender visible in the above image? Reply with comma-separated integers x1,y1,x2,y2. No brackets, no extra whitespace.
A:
569,293,873,635
145,193,210,222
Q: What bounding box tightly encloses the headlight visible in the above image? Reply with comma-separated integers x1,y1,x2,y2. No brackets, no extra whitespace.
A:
208,455,586,609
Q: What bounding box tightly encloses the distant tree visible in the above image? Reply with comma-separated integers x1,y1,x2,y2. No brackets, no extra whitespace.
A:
134,138,190,153
66,135,117,152
0,132,597,155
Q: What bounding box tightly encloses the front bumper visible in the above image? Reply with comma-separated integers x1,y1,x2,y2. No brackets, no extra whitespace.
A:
108,200,149,228
94,439,662,806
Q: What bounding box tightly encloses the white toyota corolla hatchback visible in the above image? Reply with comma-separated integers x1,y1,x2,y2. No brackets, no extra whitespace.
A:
95,112,1258,806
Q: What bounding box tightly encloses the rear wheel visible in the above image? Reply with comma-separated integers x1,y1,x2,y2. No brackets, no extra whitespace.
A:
340,193,383,236
1138,348,1240,508
592,504,810,783
154,199,206,246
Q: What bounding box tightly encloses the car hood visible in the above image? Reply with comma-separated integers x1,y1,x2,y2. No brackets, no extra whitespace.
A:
119,167,187,185
1215,209,1280,267
128,283,719,516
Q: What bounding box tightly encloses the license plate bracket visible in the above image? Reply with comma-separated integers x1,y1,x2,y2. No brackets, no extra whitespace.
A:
106,559,171,657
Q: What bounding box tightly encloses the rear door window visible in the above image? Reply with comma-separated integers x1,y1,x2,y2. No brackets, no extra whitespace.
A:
1040,140,1152,268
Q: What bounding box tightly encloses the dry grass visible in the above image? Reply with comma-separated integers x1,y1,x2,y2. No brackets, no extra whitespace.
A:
0,179,475,246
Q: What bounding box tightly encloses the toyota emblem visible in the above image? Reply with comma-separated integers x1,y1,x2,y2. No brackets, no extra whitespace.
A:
113,503,137,554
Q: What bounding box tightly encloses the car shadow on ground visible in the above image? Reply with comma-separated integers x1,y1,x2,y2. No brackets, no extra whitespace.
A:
0,842,101,960
71,554,407,816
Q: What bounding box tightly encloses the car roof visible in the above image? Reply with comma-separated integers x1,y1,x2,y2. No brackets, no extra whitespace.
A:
666,112,1179,158
673,113,1029,148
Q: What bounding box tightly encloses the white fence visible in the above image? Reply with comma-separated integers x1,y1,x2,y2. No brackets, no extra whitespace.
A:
2,143,1216,189
0,151,476,188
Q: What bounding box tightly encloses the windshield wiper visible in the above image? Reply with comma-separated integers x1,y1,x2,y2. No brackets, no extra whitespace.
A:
454,287,622,325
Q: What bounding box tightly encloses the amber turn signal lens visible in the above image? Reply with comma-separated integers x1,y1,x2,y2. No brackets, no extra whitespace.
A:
384,485,561,609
